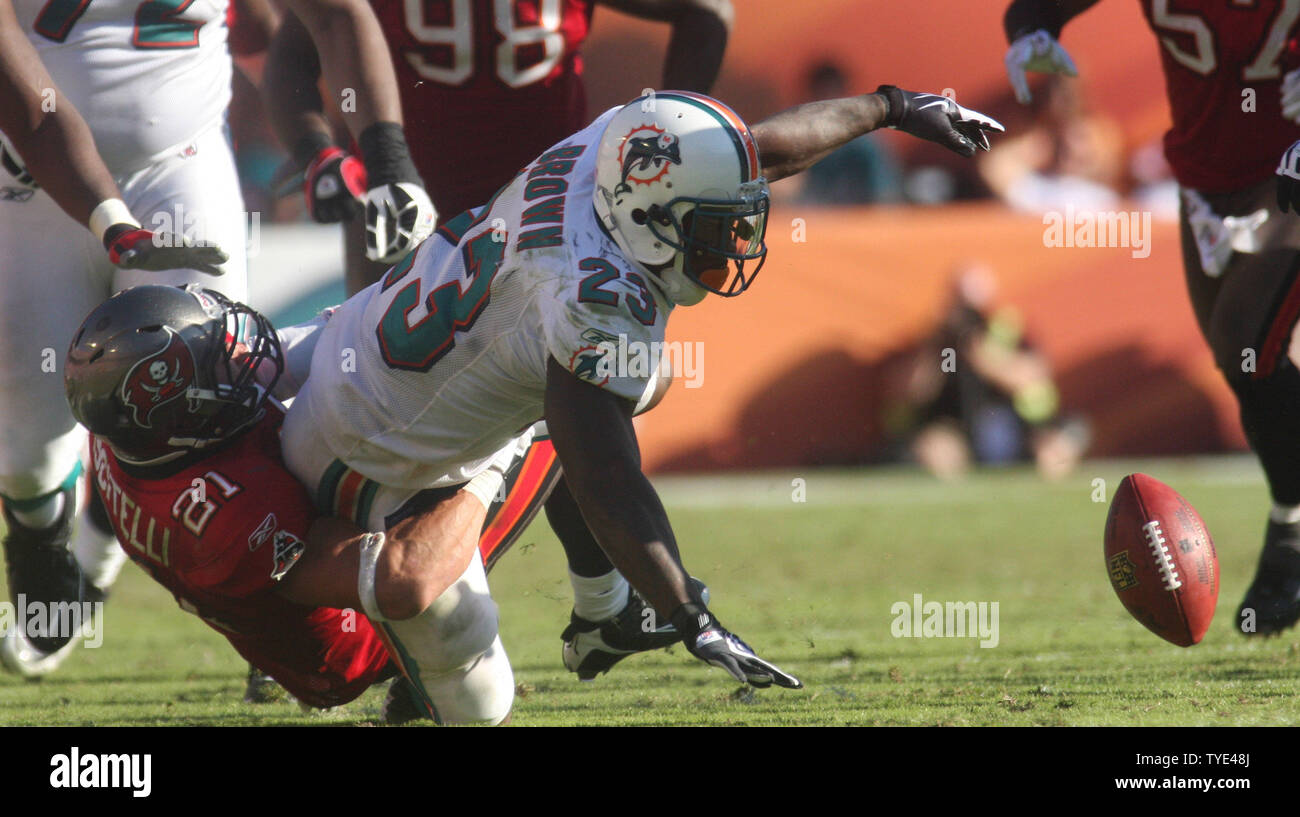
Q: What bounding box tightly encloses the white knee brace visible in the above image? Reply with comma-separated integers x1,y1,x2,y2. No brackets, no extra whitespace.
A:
358,537,513,724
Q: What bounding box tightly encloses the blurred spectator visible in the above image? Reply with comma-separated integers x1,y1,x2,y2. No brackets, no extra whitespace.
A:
979,75,1124,213
888,263,1089,480
798,61,903,204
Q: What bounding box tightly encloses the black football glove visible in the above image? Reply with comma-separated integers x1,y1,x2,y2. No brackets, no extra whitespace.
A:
1277,140,1300,214
358,122,436,263
876,85,1005,158
103,224,227,275
671,603,802,689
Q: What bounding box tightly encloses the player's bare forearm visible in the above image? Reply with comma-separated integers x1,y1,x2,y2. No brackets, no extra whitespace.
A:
283,0,404,139
262,10,333,158
0,0,119,226
277,516,366,610
597,0,733,92
1004,0,1100,40
544,357,696,619
751,94,889,182
277,491,483,619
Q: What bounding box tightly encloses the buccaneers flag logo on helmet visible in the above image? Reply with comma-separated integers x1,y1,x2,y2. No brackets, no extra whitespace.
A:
120,329,196,429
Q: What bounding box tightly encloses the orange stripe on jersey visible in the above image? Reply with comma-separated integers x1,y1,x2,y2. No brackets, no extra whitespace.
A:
479,440,557,566
335,470,366,524
1257,268,1300,378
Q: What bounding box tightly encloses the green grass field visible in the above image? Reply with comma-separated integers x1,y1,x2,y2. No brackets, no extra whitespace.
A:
2,457,1298,726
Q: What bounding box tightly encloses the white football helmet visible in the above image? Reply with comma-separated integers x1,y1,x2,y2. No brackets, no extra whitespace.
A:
593,91,769,306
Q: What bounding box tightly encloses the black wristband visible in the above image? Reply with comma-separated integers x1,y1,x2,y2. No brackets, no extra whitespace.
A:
670,602,714,642
292,130,335,171
358,121,421,188
1004,0,1066,43
101,223,136,250
875,85,906,128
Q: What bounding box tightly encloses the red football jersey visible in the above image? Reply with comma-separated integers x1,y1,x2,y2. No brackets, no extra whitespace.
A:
88,408,392,709
1140,0,1300,192
372,0,595,216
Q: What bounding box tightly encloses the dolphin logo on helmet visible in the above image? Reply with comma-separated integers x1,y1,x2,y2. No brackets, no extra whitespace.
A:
614,125,682,196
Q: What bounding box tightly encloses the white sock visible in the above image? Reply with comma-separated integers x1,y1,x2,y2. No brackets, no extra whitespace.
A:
71,519,128,591
9,492,65,529
569,569,630,623
1271,503,1300,524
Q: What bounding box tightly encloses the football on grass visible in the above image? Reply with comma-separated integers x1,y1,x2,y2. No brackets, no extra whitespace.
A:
1103,473,1218,646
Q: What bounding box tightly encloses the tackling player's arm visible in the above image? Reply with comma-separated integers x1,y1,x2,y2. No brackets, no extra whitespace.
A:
596,0,733,92
276,496,485,621
545,357,800,688
752,89,1004,181
0,0,226,274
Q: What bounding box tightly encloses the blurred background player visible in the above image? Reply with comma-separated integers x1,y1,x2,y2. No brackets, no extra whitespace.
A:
1003,0,1300,634
978,72,1123,214
261,0,736,680
0,0,436,678
888,263,1087,481
265,0,734,290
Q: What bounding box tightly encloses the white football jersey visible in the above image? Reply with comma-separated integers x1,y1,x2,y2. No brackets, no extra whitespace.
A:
10,0,231,175
285,108,674,491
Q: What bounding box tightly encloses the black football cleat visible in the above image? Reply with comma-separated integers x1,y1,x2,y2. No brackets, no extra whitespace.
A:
561,578,709,681
1237,520,1300,636
381,676,433,724
1,487,87,676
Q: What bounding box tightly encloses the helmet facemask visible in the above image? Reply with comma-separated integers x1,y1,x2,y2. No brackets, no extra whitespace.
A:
645,179,770,298
173,291,284,451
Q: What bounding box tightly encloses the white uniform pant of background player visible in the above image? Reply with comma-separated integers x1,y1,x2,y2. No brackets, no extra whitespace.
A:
282,419,529,725
0,123,247,504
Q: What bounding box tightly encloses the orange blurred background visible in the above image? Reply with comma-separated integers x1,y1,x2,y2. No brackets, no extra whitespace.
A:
578,1,1243,472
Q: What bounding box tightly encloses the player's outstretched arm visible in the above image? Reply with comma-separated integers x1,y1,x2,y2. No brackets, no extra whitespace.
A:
545,357,800,688
597,0,734,93
752,89,1004,182
0,0,226,274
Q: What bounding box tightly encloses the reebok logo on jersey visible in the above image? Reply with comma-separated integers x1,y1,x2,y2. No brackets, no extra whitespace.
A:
248,513,277,551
